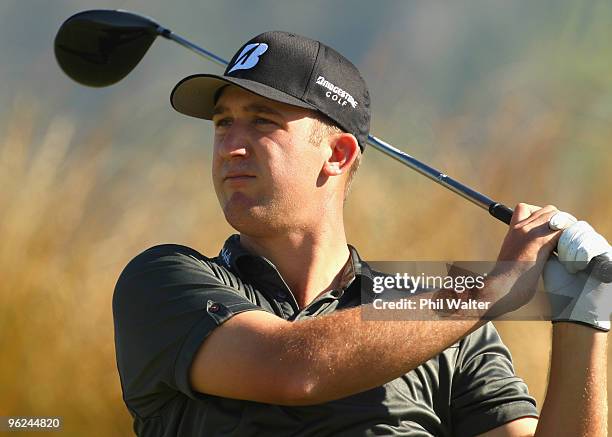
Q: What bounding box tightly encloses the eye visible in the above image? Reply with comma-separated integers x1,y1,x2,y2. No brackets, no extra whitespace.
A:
213,117,232,128
254,117,276,125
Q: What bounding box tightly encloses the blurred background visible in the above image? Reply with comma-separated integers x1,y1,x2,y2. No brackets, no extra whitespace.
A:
1,0,611,435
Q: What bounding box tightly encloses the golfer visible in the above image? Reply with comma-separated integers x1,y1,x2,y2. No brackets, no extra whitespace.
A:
113,31,610,436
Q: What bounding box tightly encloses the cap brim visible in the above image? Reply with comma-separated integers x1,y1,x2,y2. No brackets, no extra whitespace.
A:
170,74,318,119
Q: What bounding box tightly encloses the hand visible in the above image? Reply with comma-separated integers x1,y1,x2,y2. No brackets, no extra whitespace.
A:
544,256,612,331
497,203,562,265
487,204,563,314
549,215,611,274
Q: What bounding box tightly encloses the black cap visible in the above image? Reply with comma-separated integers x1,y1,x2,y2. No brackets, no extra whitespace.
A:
171,31,370,151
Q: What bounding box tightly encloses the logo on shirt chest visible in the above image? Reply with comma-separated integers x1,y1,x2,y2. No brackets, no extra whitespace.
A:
220,248,232,268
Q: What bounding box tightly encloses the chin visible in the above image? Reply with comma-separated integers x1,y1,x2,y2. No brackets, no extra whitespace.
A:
224,210,276,237
222,199,290,237
222,199,265,233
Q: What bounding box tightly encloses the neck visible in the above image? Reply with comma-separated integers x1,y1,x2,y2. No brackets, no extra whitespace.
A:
240,224,350,308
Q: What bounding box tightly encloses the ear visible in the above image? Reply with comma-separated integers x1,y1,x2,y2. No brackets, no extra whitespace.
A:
321,133,359,177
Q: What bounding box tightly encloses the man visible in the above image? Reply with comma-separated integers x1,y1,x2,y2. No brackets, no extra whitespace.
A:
113,31,610,436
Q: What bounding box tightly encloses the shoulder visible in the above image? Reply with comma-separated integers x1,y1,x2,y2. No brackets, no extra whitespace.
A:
450,323,537,435
117,243,214,279
455,322,512,366
114,243,229,292
459,322,507,352
112,243,228,316
111,243,264,415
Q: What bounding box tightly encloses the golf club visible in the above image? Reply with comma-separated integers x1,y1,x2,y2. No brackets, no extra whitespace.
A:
54,9,612,282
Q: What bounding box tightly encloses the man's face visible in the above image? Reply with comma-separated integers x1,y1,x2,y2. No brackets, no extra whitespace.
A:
212,86,328,236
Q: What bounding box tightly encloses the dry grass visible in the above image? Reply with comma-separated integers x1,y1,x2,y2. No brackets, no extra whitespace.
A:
0,92,610,435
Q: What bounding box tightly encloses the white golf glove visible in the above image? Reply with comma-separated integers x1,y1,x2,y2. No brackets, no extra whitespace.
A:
548,212,611,274
543,257,612,331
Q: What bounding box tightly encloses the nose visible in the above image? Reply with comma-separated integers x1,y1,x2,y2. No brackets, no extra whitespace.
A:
215,121,249,159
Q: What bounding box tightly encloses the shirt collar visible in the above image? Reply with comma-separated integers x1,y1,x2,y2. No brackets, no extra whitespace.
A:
218,234,372,295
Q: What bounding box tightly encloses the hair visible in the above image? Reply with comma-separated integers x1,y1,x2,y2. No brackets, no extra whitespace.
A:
309,113,362,198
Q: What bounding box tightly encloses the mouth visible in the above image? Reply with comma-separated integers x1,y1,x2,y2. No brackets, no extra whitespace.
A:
224,173,255,179
223,174,256,183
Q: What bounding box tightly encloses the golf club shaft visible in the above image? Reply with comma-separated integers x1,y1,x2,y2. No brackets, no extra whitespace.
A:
367,135,513,223
158,27,228,68
366,135,611,281
154,25,611,282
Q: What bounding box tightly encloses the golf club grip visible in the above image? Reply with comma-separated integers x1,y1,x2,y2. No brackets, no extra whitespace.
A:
487,202,612,283
591,253,612,283
488,203,514,225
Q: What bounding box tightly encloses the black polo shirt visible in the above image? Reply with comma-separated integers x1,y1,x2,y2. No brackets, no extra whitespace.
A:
113,235,538,436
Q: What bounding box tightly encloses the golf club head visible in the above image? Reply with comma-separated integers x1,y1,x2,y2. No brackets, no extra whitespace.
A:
54,9,162,87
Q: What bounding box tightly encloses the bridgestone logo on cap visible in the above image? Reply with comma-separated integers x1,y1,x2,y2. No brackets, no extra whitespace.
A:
315,76,358,108
227,43,269,74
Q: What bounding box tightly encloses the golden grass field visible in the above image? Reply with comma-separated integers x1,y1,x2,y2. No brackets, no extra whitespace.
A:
0,91,611,436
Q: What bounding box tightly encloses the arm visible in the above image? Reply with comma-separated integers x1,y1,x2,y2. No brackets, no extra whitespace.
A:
191,204,562,405
534,222,611,436
477,418,538,436
190,303,488,405
479,239,611,437
536,323,608,436
477,324,607,437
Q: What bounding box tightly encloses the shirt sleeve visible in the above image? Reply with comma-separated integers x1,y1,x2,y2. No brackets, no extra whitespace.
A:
112,244,264,418
450,322,539,437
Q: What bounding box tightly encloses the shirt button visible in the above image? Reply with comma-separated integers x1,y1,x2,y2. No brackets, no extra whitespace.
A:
209,303,220,313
